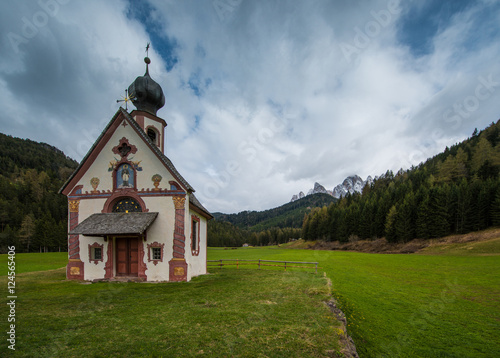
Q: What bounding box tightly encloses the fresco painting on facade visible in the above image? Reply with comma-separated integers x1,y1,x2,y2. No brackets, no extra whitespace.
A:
117,163,134,189
152,174,162,190
90,177,100,193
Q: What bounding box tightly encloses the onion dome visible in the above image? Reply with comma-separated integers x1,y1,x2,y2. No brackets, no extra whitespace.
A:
128,57,165,116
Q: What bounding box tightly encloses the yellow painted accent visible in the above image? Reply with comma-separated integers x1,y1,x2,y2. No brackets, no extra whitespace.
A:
174,267,185,276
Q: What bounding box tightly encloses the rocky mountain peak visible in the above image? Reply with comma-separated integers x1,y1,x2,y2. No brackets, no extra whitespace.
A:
290,175,373,202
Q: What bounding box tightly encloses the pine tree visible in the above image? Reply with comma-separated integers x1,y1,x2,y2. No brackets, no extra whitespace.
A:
19,214,36,252
491,187,500,226
395,193,416,242
471,137,496,173
385,205,398,243
427,186,450,238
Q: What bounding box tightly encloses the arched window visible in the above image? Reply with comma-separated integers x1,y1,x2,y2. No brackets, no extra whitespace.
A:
112,197,143,213
147,128,158,145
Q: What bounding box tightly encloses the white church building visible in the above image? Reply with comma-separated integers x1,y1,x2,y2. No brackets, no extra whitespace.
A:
60,55,212,282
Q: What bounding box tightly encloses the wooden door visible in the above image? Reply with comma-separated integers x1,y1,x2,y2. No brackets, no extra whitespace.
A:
116,237,139,276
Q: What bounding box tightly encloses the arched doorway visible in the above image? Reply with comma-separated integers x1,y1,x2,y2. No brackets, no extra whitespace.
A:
112,197,142,277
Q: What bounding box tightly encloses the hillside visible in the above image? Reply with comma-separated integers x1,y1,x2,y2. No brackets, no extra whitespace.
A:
214,193,336,231
0,133,78,253
208,193,336,247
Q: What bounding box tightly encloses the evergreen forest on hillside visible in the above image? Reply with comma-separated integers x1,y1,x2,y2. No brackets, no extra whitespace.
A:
0,133,78,253
208,193,335,247
302,121,500,243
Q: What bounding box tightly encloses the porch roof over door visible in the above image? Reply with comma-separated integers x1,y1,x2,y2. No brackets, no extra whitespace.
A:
69,212,158,237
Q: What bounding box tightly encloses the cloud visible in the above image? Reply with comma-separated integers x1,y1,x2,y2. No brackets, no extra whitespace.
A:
1,0,499,213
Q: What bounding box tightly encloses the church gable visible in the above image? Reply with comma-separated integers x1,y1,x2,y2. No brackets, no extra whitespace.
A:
61,108,192,197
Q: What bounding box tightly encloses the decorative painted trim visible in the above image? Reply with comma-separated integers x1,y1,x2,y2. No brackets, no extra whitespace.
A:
169,181,180,190
104,239,113,278
69,199,80,213
70,185,83,196
191,215,201,256
112,137,137,159
67,198,84,280
69,188,185,199
169,258,187,282
172,196,186,210
130,110,167,127
147,241,165,265
68,199,80,260
88,242,104,265
135,115,145,129
152,174,162,191
172,195,186,259
102,190,149,213
90,177,100,193
138,240,147,280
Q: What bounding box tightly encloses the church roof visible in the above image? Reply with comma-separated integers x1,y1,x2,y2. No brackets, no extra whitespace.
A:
189,193,213,219
69,212,158,236
59,107,195,195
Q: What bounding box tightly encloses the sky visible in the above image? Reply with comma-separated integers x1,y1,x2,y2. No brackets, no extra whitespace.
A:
1,0,500,213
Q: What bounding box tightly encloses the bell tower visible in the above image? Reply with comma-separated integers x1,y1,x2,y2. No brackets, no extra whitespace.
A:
127,48,167,154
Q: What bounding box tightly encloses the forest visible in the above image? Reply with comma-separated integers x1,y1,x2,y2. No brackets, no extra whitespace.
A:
302,121,500,243
0,133,78,253
208,193,335,247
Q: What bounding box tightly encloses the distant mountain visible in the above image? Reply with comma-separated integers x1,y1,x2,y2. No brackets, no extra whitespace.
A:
213,192,336,231
332,175,373,198
290,175,373,202
307,182,330,196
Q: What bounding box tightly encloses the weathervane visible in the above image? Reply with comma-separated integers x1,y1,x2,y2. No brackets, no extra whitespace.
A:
144,42,151,73
116,89,135,111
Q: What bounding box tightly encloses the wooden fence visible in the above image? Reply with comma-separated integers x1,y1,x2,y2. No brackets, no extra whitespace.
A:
207,259,319,274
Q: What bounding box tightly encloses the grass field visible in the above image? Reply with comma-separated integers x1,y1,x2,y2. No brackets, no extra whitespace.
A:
209,246,500,357
1,242,499,357
1,252,68,275
0,254,342,357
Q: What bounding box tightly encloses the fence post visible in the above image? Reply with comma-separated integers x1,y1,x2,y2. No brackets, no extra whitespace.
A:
284,261,287,271
237,259,239,269
258,259,261,270
315,263,317,274
219,259,222,268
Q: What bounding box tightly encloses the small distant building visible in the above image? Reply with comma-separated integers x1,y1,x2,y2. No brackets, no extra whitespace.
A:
60,55,212,282
242,243,249,247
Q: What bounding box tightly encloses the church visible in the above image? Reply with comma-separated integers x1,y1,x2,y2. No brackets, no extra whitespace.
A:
60,54,212,282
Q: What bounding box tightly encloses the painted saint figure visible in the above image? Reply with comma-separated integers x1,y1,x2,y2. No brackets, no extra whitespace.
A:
117,163,134,188
122,165,130,187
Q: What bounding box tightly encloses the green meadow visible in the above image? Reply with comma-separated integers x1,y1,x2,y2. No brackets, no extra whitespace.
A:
0,253,341,358
1,243,499,357
209,246,500,357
